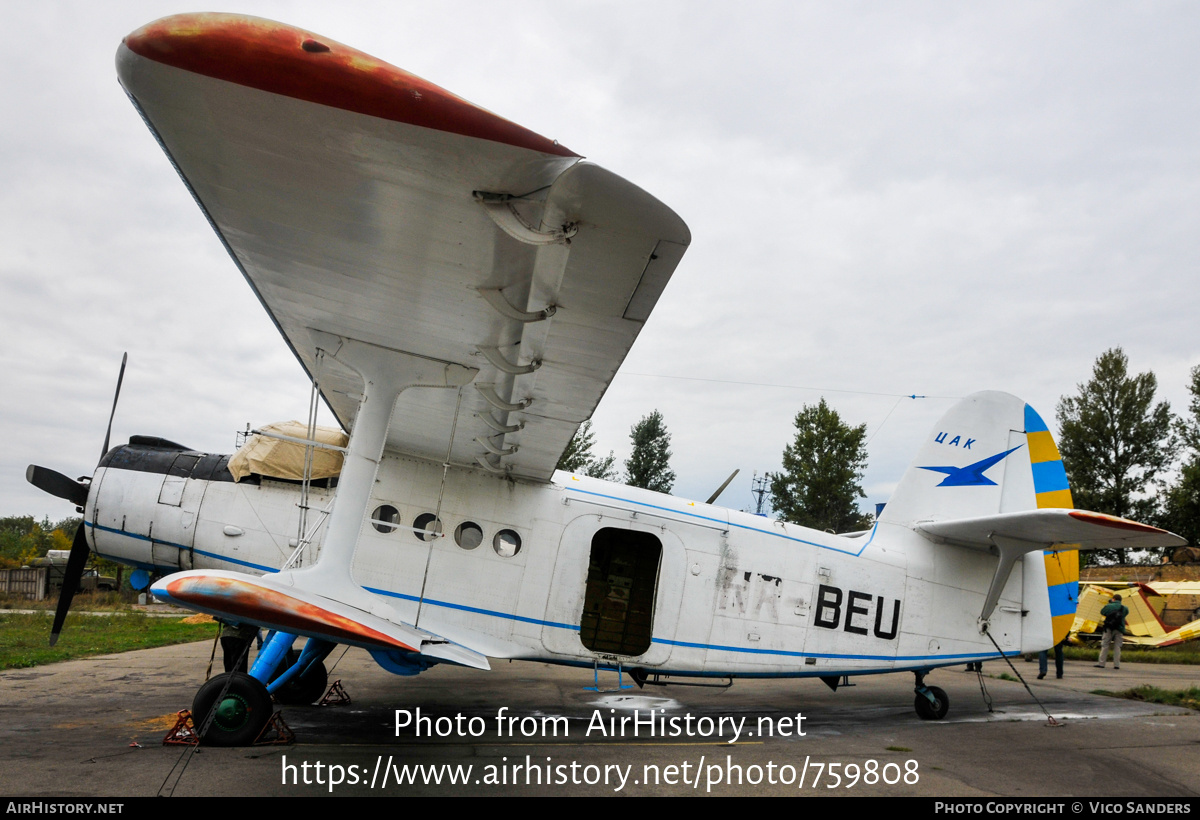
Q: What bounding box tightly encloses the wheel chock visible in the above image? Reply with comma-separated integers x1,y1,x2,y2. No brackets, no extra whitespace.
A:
162,710,200,746
253,710,295,746
318,679,351,706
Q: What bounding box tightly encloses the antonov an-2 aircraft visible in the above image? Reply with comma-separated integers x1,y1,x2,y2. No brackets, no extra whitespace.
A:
27,13,1185,745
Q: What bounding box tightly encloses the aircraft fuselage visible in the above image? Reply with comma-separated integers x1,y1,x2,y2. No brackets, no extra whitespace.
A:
88,438,1049,680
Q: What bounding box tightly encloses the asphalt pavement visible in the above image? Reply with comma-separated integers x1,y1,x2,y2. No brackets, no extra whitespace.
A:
0,637,1196,797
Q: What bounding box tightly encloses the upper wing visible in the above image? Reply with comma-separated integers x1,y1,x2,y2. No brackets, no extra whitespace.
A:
116,14,689,482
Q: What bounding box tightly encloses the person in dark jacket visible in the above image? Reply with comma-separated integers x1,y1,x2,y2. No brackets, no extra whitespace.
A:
219,619,259,673
1095,594,1129,669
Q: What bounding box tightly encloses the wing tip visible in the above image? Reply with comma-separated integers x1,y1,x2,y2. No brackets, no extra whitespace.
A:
121,13,580,159
1067,510,1166,534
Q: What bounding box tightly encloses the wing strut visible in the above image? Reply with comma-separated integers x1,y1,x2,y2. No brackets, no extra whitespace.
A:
977,535,1034,629
282,332,476,602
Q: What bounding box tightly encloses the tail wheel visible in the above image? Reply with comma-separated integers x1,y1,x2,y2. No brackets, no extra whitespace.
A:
914,685,949,720
193,672,272,746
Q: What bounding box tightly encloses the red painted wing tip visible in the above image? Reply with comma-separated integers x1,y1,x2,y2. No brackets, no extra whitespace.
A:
122,13,579,159
1067,510,1164,533
165,574,416,652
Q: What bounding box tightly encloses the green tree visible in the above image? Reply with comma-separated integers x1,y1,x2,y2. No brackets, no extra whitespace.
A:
625,410,675,493
1176,364,1200,455
0,516,80,569
1163,365,1200,549
768,398,871,533
556,420,618,480
1056,348,1176,563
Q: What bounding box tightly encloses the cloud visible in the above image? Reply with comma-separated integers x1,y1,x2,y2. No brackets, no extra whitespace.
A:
4,1,1198,519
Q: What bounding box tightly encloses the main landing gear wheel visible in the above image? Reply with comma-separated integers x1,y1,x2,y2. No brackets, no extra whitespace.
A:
193,672,273,746
277,661,328,705
270,649,329,705
914,685,949,720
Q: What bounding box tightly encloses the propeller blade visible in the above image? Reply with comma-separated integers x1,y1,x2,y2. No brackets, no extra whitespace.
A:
101,352,128,460
25,465,89,508
705,468,740,505
50,523,91,646
41,353,128,646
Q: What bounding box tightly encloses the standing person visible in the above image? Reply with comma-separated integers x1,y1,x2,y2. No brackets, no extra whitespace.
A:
1095,594,1129,670
1038,636,1067,679
219,619,259,673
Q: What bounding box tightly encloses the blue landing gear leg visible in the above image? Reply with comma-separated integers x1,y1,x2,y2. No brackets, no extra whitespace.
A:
249,631,335,705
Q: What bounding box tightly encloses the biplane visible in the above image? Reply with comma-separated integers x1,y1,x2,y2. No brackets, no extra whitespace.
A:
26,13,1186,744
1072,582,1200,647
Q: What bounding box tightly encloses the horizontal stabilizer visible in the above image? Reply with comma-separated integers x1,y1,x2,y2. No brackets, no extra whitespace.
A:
917,508,1186,554
916,509,1184,625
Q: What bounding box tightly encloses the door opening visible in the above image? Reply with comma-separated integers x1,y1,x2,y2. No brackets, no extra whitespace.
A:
579,528,662,656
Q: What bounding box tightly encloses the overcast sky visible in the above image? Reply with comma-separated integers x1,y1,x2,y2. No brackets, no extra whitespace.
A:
3,1,1198,522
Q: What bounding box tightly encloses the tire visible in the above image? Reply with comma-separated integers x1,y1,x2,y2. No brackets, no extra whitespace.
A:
274,660,328,705
192,672,273,746
914,685,949,720
268,649,329,705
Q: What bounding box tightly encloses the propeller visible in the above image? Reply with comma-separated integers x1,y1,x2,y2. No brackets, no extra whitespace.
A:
705,468,740,505
26,352,127,646
49,524,92,645
25,465,88,508
101,353,127,459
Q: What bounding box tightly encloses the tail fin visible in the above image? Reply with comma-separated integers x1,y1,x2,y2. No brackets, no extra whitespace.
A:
879,391,1079,641
879,391,1056,524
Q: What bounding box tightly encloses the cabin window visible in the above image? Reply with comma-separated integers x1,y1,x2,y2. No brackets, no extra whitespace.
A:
579,528,662,657
413,513,442,542
493,529,521,557
371,505,400,533
455,522,484,550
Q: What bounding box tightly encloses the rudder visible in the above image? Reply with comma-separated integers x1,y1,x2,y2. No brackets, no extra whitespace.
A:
1025,404,1080,645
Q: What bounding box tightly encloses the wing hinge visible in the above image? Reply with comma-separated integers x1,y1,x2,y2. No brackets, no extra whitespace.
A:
476,383,532,412
477,413,523,434
475,435,517,457
477,287,557,323
473,190,578,246
476,345,541,375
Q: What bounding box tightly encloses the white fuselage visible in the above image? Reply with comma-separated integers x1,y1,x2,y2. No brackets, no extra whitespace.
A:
88,448,1050,678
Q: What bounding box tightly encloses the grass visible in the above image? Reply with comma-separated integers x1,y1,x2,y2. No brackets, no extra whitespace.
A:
0,611,217,670
1091,685,1200,711
886,746,912,752
1063,643,1200,665
0,590,136,611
